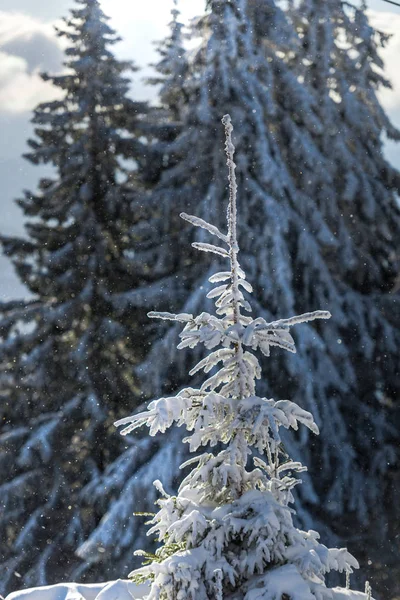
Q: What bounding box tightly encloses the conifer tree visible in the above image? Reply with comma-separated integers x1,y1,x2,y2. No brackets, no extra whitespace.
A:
0,0,150,592
138,1,189,184
73,1,191,575
285,0,400,294
148,0,188,122
283,0,400,582
116,115,365,600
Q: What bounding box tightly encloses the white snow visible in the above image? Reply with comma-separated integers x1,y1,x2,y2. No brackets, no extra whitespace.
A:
6,580,150,600
331,590,372,600
4,580,374,600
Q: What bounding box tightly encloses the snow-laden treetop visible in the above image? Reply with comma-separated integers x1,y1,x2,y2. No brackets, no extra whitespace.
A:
115,116,367,600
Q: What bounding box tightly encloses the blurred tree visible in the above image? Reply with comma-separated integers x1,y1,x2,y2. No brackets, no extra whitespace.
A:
73,1,190,576
0,0,151,592
284,0,400,591
148,0,189,122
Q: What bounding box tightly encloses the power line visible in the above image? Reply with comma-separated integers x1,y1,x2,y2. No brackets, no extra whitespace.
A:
381,0,400,7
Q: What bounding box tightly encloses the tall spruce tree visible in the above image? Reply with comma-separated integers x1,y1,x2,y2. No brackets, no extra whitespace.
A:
76,0,400,593
284,0,400,586
0,0,150,592
73,1,190,576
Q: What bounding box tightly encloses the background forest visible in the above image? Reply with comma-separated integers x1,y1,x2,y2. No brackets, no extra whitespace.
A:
0,0,399,599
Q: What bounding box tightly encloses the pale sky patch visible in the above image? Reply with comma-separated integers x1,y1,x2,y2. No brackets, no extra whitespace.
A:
0,51,63,113
368,9,400,111
0,10,54,45
0,11,63,113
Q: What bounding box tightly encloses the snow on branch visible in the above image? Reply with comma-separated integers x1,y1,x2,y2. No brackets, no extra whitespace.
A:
180,212,228,243
271,310,332,327
147,311,193,323
191,242,229,257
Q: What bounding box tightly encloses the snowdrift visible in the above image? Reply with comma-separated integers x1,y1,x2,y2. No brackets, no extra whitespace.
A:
5,580,149,600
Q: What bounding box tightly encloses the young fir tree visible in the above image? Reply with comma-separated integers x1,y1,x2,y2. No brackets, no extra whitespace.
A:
115,115,366,600
0,0,150,592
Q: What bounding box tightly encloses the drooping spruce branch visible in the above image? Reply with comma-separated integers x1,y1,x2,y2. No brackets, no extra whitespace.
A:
115,116,362,600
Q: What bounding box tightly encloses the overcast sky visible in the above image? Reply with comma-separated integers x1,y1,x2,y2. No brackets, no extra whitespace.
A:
1,0,400,299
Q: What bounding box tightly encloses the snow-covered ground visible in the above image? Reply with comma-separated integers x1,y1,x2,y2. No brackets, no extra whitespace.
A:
6,580,150,600
331,591,371,600
5,580,372,600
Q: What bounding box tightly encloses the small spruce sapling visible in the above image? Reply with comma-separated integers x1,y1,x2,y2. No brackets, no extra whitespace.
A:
116,116,367,600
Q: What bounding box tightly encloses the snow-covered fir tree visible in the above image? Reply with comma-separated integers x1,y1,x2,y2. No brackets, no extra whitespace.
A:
76,0,400,590
115,115,366,600
0,0,150,592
